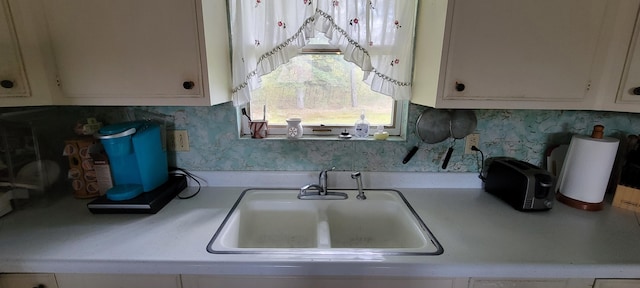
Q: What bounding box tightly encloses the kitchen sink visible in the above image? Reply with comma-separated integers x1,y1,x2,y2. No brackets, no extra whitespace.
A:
207,189,443,255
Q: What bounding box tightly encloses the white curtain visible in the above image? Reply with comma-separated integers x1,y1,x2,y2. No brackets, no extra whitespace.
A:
229,0,418,107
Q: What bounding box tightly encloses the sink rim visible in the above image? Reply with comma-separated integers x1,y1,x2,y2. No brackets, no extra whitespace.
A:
207,188,444,256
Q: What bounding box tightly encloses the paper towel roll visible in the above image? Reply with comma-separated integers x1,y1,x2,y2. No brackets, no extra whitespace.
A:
558,134,619,204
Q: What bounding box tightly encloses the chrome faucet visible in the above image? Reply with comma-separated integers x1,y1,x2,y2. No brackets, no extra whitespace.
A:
298,167,347,200
351,171,366,200
318,167,334,195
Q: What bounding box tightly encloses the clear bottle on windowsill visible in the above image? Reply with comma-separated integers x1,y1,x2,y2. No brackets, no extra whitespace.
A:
354,111,369,138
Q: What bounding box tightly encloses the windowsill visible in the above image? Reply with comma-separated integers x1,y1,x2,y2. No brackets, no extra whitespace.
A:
239,135,406,141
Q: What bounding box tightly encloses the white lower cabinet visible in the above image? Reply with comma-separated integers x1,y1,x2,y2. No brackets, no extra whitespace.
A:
54,274,181,288
594,279,640,288
4,274,638,288
0,273,59,288
469,278,595,288
180,275,468,288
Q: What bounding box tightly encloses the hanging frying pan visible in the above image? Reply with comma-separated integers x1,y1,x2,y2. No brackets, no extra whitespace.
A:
402,108,452,164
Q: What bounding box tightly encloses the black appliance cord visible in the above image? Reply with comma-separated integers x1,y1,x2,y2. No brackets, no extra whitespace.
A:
169,167,204,199
472,145,486,182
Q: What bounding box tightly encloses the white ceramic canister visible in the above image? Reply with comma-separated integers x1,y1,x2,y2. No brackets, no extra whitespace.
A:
286,118,303,139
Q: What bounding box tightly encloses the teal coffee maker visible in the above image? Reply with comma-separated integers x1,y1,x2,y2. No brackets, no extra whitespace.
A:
95,121,168,201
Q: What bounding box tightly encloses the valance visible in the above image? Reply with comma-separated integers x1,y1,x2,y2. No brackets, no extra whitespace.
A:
229,0,418,107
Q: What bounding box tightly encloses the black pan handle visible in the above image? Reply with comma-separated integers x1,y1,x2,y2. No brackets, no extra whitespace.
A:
442,147,454,169
403,146,419,164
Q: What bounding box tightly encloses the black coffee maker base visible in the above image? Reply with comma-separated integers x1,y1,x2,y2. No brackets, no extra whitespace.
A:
87,175,188,214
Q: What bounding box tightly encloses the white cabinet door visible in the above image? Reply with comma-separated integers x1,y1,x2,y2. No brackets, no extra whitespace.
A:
55,274,181,288
613,5,640,112
595,279,640,288
470,278,595,288
412,0,633,110
0,0,57,107
42,0,230,106
181,275,468,288
0,0,29,98
0,273,59,288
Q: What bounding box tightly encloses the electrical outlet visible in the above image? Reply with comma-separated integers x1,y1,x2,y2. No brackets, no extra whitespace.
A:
167,130,190,152
464,133,480,154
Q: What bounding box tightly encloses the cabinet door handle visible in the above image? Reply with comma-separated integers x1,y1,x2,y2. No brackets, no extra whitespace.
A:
455,82,465,92
633,87,640,95
0,80,14,89
183,81,195,90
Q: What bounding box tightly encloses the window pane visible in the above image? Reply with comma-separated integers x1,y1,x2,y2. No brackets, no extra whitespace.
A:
250,54,394,127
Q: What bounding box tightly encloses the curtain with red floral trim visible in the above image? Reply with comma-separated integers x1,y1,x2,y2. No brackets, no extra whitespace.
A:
229,0,417,107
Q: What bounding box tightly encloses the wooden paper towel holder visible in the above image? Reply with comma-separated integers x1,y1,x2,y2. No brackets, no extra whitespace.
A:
556,125,606,211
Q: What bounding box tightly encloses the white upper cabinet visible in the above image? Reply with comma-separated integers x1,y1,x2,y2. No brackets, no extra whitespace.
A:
0,0,29,98
0,0,57,106
42,0,231,106
412,0,640,111
608,5,640,112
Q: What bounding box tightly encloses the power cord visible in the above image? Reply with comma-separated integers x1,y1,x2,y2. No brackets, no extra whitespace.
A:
471,145,486,182
169,167,205,199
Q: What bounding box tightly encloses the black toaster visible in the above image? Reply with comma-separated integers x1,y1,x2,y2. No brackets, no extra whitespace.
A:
483,157,555,211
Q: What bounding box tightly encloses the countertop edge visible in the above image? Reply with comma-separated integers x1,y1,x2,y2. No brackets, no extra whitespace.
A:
3,260,640,279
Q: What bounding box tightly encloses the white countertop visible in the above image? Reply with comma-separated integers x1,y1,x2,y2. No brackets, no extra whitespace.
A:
1,172,639,278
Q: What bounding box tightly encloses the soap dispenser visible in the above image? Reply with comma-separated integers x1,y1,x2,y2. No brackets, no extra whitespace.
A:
354,111,370,138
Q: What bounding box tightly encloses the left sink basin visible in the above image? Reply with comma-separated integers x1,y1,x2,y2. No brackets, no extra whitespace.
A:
207,189,443,255
219,199,320,248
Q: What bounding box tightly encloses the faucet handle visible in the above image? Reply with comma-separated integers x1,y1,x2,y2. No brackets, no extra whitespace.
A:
319,166,335,179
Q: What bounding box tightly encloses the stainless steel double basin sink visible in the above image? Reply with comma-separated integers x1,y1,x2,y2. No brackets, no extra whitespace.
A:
207,189,443,256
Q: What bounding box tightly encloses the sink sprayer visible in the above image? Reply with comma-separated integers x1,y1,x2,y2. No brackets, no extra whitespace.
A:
351,172,366,200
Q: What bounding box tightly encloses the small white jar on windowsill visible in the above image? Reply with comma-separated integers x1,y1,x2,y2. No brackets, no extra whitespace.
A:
286,118,303,139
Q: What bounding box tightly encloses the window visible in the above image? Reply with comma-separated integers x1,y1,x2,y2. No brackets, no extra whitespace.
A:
247,35,404,137
229,0,418,139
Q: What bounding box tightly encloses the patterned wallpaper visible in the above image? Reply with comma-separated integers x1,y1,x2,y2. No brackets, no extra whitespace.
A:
57,102,640,174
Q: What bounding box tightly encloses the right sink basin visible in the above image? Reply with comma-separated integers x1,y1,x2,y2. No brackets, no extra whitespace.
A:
326,200,430,249
207,189,443,255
